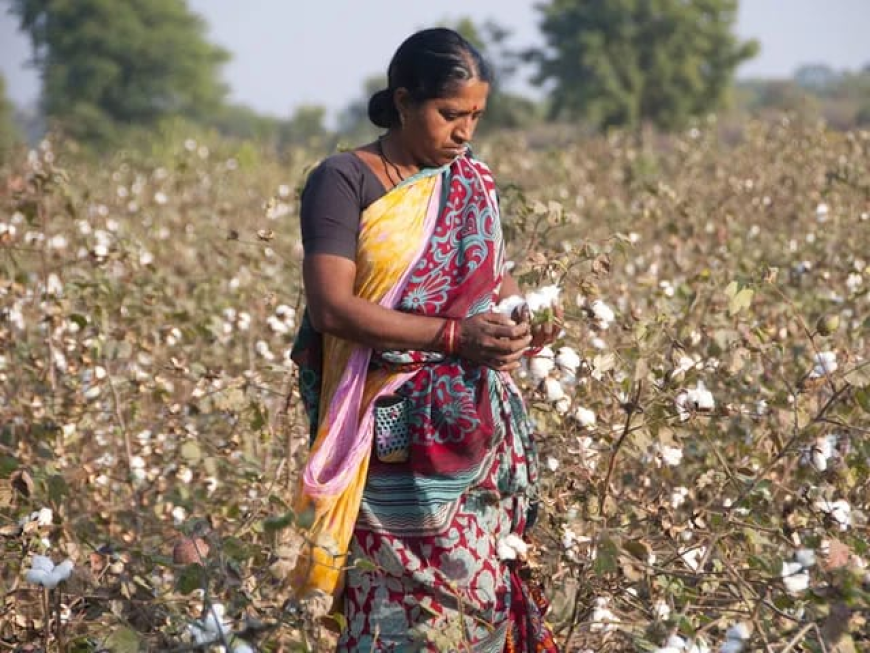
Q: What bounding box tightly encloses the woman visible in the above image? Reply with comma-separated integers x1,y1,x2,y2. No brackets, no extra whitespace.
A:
291,28,560,652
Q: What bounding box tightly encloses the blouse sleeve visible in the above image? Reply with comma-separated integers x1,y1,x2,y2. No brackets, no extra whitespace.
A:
299,158,362,261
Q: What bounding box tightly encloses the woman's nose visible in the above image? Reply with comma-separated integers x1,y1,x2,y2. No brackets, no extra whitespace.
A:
454,118,473,143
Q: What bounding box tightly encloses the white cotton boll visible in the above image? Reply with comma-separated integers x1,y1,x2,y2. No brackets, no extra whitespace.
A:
801,435,836,471
687,380,715,411
497,533,528,561
654,635,685,652
546,456,560,472
815,498,851,530
671,487,689,509
52,349,68,373
35,507,53,526
674,355,698,376
53,560,73,583
177,467,194,484
543,377,566,402
233,641,255,653
139,249,154,266
680,546,706,571
555,346,581,375
188,623,216,645
590,597,617,632
796,548,816,569
590,336,607,350
573,406,596,428
494,294,526,316
719,641,744,653
267,315,290,334
781,560,810,595
26,568,54,587
171,505,188,526
255,340,275,361
554,397,571,415
528,347,555,382
525,285,561,313
203,602,231,636
653,600,672,621
674,392,691,421
657,444,684,467
687,638,710,653
154,191,168,205
30,555,55,574
816,203,829,222
590,300,615,328
46,273,64,296
811,351,837,378
846,273,863,292
725,623,751,642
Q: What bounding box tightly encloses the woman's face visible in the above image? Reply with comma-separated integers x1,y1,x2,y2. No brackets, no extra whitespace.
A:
398,79,490,168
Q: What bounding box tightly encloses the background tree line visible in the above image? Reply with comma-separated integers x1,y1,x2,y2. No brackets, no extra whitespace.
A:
2,0,869,159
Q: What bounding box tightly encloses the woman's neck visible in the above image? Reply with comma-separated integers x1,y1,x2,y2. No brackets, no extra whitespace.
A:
380,131,421,174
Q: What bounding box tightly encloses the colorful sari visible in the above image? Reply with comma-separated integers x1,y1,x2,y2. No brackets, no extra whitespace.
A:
291,154,558,652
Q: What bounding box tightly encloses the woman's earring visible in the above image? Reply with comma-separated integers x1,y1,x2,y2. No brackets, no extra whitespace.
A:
399,112,405,127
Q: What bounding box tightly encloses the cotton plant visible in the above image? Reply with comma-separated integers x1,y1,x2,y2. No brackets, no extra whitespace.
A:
588,596,617,633
674,381,716,421
23,555,75,646
497,533,529,561
719,623,751,653
799,434,838,472
809,351,837,378
814,498,852,530
493,283,561,324
653,635,710,653
781,549,813,595
24,555,74,589
187,602,255,652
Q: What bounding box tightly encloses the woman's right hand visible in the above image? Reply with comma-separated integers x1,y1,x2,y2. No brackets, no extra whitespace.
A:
456,312,532,371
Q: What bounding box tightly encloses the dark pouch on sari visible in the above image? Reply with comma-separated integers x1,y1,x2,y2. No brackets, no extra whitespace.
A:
373,395,411,463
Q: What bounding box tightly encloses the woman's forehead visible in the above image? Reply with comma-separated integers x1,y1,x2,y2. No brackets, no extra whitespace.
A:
435,80,490,107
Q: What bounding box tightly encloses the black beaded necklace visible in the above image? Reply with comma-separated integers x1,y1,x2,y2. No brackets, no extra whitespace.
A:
377,135,406,186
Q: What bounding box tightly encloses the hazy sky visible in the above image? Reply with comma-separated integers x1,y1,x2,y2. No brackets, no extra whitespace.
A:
1,0,868,123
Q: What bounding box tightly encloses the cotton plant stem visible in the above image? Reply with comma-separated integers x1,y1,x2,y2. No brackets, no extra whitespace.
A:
598,382,641,519
780,623,814,652
55,588,65,653
42,586,50,652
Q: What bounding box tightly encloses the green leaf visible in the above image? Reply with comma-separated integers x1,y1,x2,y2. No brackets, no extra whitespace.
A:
728,287,754,316
724,280,739,299
47,474,69,504
844,365,870,388
263,511,295,532
103,626,142,653
327,612,347,632
593,536,619,576
175,563,204,595
353,558,379,573
0,455,19,478
180,441,202,462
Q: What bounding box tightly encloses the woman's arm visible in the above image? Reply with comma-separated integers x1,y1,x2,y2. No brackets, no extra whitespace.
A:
499,270,521,301
304,254,531,368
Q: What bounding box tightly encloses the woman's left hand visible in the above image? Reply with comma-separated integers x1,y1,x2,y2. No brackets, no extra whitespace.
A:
515,303,564,349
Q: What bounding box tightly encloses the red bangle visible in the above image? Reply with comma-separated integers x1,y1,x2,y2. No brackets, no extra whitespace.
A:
441,319,459,355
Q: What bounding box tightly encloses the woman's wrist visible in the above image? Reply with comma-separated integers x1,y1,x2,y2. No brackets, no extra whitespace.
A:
439,318,461,355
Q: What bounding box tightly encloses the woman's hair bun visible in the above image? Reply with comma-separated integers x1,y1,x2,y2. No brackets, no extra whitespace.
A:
367,88,399,129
